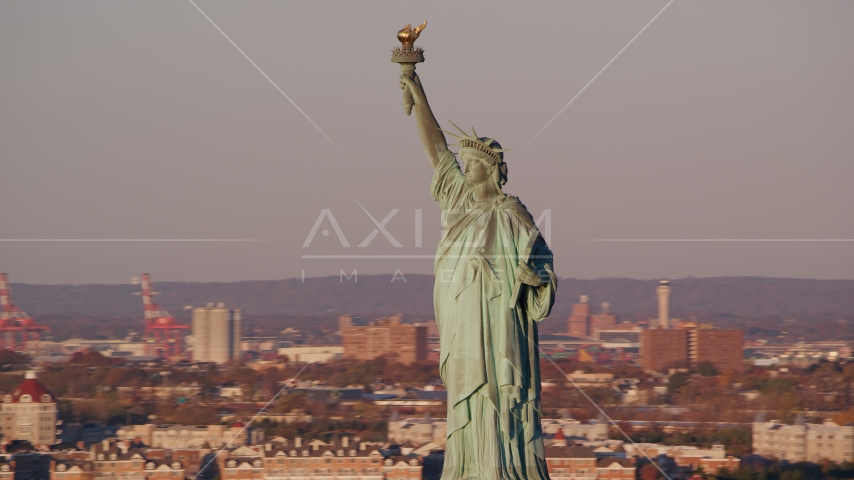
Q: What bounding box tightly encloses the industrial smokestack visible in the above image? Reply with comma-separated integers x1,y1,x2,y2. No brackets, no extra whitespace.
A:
657,280,671,329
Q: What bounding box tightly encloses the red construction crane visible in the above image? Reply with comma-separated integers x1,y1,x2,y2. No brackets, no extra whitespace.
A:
0,273,50,352
137,273,189,358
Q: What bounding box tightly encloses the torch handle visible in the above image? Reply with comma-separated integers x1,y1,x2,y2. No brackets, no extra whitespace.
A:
400,63,416,116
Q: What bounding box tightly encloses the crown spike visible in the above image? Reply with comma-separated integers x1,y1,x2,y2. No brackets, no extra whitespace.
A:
470,126,478,138
447,120,469,137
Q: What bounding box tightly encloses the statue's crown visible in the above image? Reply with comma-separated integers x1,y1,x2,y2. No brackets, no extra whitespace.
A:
442,121,507,165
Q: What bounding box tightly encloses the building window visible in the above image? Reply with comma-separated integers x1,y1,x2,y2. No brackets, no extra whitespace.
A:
20,395,32,403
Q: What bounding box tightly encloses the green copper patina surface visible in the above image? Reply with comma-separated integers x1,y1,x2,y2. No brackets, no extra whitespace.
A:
400,69,557,480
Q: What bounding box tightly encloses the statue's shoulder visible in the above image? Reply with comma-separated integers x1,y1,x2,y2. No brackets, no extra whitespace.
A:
496,194,536,230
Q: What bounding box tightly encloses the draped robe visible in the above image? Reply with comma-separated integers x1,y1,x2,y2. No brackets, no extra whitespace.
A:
431,151,557,480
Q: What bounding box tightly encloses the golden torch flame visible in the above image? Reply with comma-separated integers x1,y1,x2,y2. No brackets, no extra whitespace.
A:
397,21,427,46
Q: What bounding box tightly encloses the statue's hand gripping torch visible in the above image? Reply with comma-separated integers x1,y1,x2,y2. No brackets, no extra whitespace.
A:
391,21,427,116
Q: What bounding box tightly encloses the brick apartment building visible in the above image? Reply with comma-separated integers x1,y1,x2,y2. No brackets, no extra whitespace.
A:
642,326,743,373
544,445,635,480
567,296,593,338
567,297,618,339
691,328,743,372
641,329,690,372
341,315,427,364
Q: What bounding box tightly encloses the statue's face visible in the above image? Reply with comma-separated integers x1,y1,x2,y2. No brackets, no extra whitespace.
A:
462,154,493,186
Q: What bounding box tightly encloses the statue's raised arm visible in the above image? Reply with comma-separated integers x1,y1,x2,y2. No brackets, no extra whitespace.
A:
400,74,450,171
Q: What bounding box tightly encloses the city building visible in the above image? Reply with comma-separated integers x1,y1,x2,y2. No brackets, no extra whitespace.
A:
642,326,744,373
390,416,609,448
590,302,617,338
596,327,642,348
641,280,743,372
0,436,425,480
641,329,689,372
671,444,741,472
567,296,592,338
388,413,447,447
342,315,427,364
542,418,609,441
565,371,615,388
192,303,242,364
544,445,636,480
115,423,263,449
691,328,744,372
276,346,343,364
0,371,58,446
214,437,421,480
753,416,854,463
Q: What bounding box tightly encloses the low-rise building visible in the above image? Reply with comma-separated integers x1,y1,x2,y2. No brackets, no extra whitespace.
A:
389,416,609,448
670,444,741,472
0,372,58,446
276,346,343,364
215,437,420,480
388,414,447,447
753,416,854,463
116,423,263,449
542,418,610,442
544,445,636,480
566,371,615,387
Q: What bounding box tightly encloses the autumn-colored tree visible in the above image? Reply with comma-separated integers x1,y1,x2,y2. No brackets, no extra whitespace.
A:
834,407,854,425
640,463,661,480
0,350,30,368
668,372,690,395
697,361,719,376
104,367,148,387
70,350,123,366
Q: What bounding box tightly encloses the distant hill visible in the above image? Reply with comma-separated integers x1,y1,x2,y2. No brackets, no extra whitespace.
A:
10,276,854,319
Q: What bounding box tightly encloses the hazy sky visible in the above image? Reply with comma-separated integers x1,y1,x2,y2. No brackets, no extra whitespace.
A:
2,1,853,284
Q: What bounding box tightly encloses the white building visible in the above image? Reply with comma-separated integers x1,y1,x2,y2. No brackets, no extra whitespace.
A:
388,415,609,448
192,303,242,364
753,415,854,463
387,413,447,447
0,371,58,445
277,346,343,364
566,371,614,387
541,418,609,441
116,422,263,449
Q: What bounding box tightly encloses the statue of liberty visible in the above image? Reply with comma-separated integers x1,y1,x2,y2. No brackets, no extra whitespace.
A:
399,52,558,480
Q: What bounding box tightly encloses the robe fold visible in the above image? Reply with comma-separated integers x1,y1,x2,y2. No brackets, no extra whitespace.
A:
431,151,557,480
